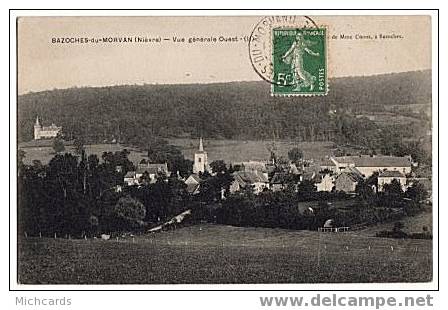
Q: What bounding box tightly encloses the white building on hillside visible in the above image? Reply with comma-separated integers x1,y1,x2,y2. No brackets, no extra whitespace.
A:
330,155,412,177
377,170,407,192
34,116,62,140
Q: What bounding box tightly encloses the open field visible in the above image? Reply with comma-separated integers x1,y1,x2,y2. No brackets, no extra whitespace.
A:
18,140,335,165
169,139,334,163
18,224,432,284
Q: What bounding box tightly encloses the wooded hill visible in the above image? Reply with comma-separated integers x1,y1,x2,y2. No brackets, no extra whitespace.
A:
18,70,431,148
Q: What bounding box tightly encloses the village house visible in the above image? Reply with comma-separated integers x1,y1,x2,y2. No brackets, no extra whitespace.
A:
270,172,290,192
301,163,321,183
334,167,364,193
318,158,337,173
184,174,202,195
123,162,169,186
33,116,62,140
377,170,407,192
330,155,412,177
289,163,301,175
316,173,335,192
123,171,139,186
230,171,270,194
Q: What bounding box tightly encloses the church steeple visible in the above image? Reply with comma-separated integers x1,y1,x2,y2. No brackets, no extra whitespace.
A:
35,116,40,126
193,137,208,174
199,137,204,152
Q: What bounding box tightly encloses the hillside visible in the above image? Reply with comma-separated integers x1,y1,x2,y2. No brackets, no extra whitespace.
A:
18,70,431,145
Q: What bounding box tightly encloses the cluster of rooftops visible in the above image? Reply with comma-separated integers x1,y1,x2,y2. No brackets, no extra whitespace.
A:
123,146,418,195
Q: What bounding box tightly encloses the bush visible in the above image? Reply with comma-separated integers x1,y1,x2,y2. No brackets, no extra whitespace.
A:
376,230,408,239
111,196,146,231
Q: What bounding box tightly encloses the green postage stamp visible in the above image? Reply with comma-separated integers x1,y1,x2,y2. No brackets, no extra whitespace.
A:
272,27,327,96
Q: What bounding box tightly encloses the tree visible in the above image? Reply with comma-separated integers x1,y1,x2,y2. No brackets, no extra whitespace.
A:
113,196,146,230
199,171,234,203
145,138,192,177
383,179,404,197
355,179,374,200
101,149,135,178
406,181,428,203
73,136,85,155
88,215,99,236
296,180,317,201
288,147,304,164
139,171,151,185
52,137,65,154
18,149,26,174
169,156,193,178
210,160,227,174
366,171,379,187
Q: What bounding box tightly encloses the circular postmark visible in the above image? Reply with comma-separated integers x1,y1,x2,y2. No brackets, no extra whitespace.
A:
249,16,328,96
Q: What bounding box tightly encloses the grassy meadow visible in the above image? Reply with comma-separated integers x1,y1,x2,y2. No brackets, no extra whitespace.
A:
169,139,335,163
18,224,432,284
18,139,335,165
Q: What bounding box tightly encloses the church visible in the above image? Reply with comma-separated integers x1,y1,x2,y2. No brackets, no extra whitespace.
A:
34,116,62,140
192,137,209,174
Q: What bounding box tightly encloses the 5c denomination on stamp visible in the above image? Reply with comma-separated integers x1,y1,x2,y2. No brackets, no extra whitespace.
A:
272,27,327,96
248,16,328,96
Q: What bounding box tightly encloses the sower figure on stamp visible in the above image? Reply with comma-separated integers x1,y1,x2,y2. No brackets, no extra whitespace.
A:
282,33,320,91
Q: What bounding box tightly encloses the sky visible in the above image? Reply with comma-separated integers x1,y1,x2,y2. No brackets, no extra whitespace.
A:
18,15,431,94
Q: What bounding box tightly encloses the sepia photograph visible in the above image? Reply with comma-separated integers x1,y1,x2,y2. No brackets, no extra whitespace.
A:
14,14,434,286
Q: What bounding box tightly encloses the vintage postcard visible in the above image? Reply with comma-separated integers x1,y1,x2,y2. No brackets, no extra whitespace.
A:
15,15,434,286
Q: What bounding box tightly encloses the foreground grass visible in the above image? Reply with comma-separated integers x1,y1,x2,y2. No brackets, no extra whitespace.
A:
18,224,432,284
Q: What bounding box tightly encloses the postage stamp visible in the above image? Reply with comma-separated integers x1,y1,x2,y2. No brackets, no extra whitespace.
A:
272,27,327,96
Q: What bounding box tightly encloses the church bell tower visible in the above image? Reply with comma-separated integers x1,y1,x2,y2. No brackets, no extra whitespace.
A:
193,137,208,174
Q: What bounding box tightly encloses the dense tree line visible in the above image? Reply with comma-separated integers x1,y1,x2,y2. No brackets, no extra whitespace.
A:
18,71,431,154
17,148,193,237
213,178,429,231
